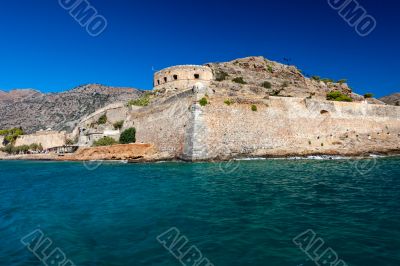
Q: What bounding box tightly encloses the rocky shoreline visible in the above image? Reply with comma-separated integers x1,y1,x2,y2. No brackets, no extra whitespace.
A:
1,146,399,163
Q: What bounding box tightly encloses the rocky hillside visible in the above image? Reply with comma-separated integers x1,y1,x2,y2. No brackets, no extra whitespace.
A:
0,84,143,133
206,56,377,102
380,93,400,106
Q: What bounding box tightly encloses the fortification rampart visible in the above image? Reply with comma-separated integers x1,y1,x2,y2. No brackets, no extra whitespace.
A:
73,81,400,161
194,97,400,159
126,94,193,158
15,131,67,150
0,136,4,148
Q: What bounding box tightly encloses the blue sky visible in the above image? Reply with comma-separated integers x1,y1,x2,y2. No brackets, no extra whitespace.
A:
0,0,399,97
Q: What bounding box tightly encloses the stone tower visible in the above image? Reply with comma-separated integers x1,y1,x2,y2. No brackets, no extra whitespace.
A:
153,65,213,93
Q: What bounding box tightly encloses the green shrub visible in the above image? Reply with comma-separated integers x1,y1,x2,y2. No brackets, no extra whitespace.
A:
321,78,334,84
326,91,353,102
128,94,150,107
337,79,347,84
199,97,208,106
98,114,107,125
119,128,136,144
282,81,289,88
16,145,30,154
232,77,247,84
0,144,14,154
224,99,233,106
144,91,154,97
364,93,374,99
267,65,273,73
93,137,118,147
215,71,229,81
261,81,272,89
337,95,353,102
29,143,43,151
0,127,24,145
311,76,321,81
113,120,124,130
251,105,258,112
272,88,283,96
1,144,35,154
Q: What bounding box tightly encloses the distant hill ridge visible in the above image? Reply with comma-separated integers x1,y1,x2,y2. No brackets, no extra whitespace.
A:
0,84,143,133
379,93,400,106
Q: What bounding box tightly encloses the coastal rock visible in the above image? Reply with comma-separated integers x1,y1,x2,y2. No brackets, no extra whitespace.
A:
65,143,155,161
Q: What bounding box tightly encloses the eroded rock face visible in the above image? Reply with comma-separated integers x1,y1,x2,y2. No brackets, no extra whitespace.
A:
0,84,143,133
66,143,155,161
206,56,365,101
380,93,400,106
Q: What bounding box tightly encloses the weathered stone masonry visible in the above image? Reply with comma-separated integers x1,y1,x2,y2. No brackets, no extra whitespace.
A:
72,64,400,161
154,65,213,94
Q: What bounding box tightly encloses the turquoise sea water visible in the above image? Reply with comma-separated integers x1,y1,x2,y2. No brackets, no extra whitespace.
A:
0,158,399,266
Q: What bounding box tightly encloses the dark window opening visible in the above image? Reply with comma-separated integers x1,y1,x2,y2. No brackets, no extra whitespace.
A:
164,77,167,82
173,75,178,80
320,110,329,115
194,74,200,79
157,80,160,85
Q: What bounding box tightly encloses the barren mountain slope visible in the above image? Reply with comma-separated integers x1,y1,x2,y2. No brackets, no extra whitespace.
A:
0,84,143,133
380,93,400,106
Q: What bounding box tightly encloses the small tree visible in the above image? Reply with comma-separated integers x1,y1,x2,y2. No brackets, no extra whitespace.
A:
364,93,374,99
1,144,14,154
0,127,24,145
119,128,136,144
232,77,247,84
29,143,39,151
251,105,258,112
98,114,107,125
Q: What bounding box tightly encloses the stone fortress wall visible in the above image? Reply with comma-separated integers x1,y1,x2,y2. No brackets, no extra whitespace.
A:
15,130,67,150
0,136,4,148
75,102,128,146
153,65,213,94
127,91,193,158
69,63,400,161
194,97,400,160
